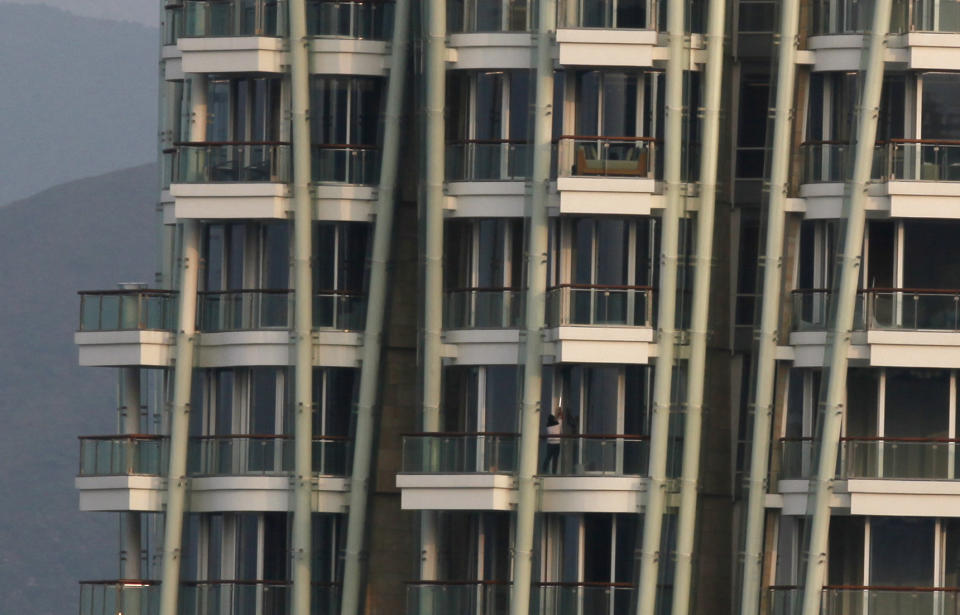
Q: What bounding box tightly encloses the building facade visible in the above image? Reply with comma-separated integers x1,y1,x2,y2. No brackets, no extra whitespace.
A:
70,0,960,613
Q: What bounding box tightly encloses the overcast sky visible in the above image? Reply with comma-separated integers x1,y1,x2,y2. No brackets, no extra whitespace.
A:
1,0,156,25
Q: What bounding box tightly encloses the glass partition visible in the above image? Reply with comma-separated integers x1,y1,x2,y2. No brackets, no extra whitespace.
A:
306,0,393,38
401,433,519,473
79,290,178,332
79,436,168,476
175,143,291,183
181,0,287,36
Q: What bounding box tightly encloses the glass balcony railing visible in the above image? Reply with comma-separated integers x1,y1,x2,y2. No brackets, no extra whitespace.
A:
778,436,960,480
866,288,960,331
401,433,519,473
312,144,380,185
407,581,511,615
448,0,533,31
767,586,802,615
198,290,291,330
78,290,178,332
188,435,350,476
557,0,656,28
539,434,649,476
175,142,291,183
546,285,654,327
558,136,658,179
444,288,522,329
79,436,168,476
809,0,873,33
446,140,531,181
79,581,159,615
899,0,960,31
306,0,394,38
532,583,637,615
820,586,960,615
181,0,287,37
880,139,960,181
163,4,184,44
198,289,365,331
79,581,340,615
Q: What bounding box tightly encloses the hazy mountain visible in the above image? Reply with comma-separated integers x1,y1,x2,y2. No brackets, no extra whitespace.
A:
0,4,158,206
0,0,158,27
0,164,158,615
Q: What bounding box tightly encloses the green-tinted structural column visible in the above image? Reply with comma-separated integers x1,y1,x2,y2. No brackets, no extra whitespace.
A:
508,0,555,611
288,0,314,609
420,0,446,591
157,219,201,615
738,0,801,609
122,367,142,580
338,0,409,611
799,2,891,614
635,0,685,610
671,0,726,607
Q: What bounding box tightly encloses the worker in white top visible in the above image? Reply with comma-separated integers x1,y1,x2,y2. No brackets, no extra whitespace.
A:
541,406,563,473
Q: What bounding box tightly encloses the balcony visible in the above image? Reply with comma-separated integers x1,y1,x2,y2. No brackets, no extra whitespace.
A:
555,136,662,215
443,288,522,365
397,433,518,510
79,580,341,615
397,432,650,512
546,285,656,365
312,144,380,185
798,140,960,219
446,0,534,69
407,581,510,615
176,0,390,74
171,142,291,219
75,435,167,512
75,290,177,367
768,585,960,615
195,289,365,368
806,0,960,70
76,435,351,512
789,288,960,368
556,0,665,67
406,581,636,615
775,437,960,516
445,140,530,217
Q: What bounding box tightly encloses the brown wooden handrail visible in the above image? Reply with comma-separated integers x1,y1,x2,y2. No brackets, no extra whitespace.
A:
864,287,960,295
401,431,520,438
446,286,520,293
841,435,960,443
311,143,380,150
558,135,659,142
174,141,291,147
790,288,831,294
198,288,364,296
78,289,176,296
79,434,167,441
551,283,655,291
777,436,815,442
800,140,851,146
449,138,531,145
535,581,636,588
888,138,960,146
406,580,511,586
539,433,650,440
823,585,960,592
192,434,351,441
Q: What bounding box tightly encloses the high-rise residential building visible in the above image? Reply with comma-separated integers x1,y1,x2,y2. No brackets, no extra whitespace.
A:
69,0,960,613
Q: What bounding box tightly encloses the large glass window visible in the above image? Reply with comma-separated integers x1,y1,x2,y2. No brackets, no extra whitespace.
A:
310,76,384,183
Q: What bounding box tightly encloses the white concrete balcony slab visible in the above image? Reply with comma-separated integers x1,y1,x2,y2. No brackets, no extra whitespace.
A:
556,28,659,67
448,33,534,69
445,181,528,218
178,36,287,73
397,473,517,510
188,476,349,512
540,476,647,512
172,182,290,219
195,330,362,368
177,36,388,75
546,325,655,364
798,174,960,221
309,38,389,76
170,183,374,221
76,475,165,511
75,331,175,367
443,329,521,365
804,34,908,71
774,478,960,517
555,176,663,215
